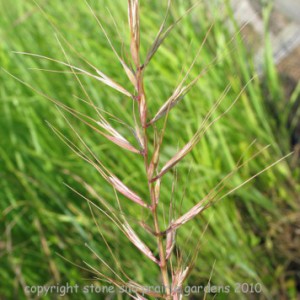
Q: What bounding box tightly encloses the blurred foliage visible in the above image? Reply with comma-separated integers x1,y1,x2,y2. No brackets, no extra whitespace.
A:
0,0,299,299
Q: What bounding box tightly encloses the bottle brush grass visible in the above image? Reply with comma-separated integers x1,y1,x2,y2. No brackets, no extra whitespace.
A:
10,0,291,299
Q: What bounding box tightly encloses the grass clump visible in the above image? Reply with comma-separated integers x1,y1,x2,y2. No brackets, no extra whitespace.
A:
1,0,299,299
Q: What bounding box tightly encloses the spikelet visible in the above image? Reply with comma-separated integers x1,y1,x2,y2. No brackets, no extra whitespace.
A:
122,222,159,264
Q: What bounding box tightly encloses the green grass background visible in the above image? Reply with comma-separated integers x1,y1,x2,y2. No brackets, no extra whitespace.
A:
1,0,299,299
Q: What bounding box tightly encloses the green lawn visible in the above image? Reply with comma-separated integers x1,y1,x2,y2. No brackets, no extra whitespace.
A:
1,0,299,299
